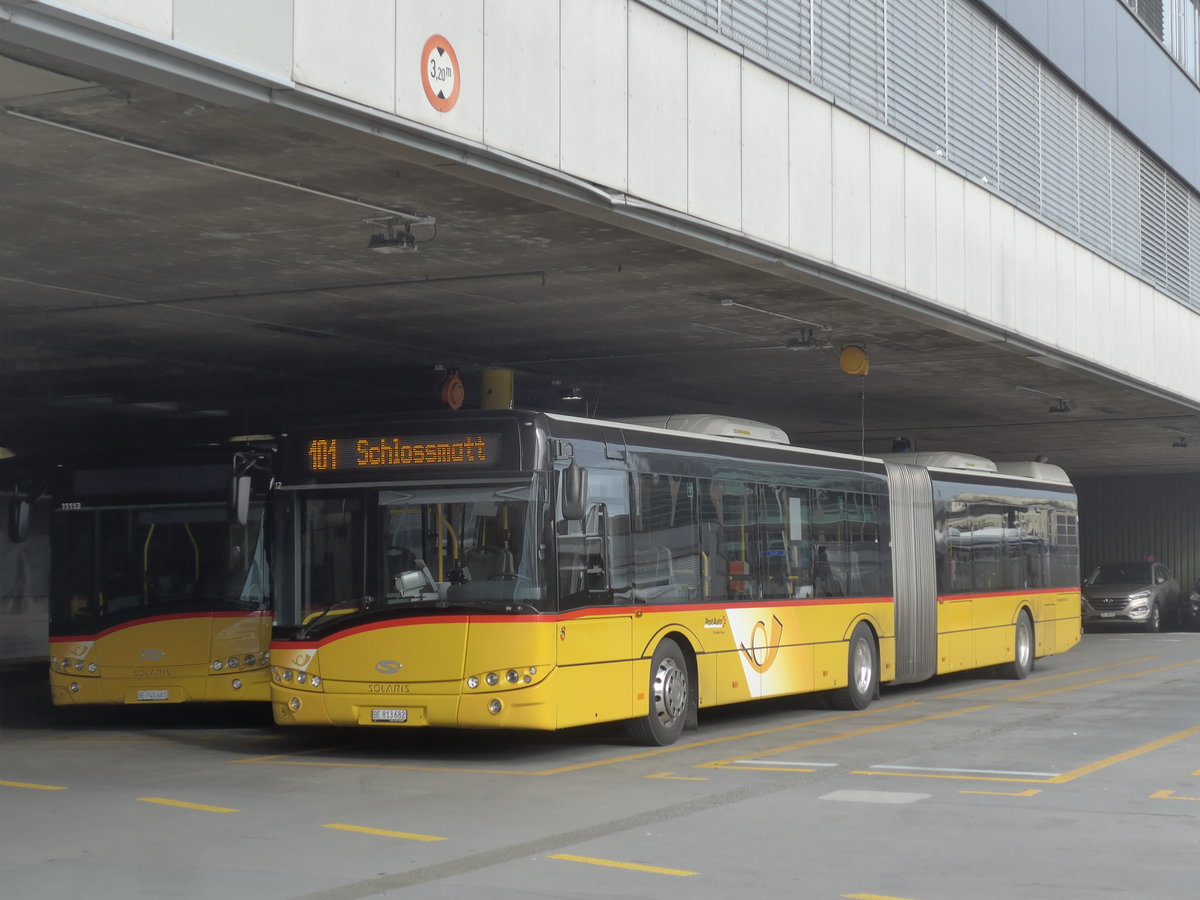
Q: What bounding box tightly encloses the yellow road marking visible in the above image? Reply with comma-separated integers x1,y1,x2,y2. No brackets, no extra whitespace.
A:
1009,658,1200,701
1046,724,1200,783
0,779,68,791
645,771,709,781
700,704,991,769
936,656,1160,699
137,796,238,813
857,723,1200,784
959,788,1042,797
549,853,696,877
324,822,445,842
1150,790,1200,802
843,894,921,900
237,702,925,776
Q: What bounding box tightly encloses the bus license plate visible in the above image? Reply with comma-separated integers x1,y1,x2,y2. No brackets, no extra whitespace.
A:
136,690,169,701
371,708,408,723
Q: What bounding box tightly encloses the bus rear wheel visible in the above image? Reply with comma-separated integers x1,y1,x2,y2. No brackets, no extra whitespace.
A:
829,622,877,710
999,610,1034,679
626,638,690,746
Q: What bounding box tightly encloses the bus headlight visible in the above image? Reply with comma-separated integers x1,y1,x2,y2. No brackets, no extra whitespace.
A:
485,672,499,686
505,670,519,684
466,676,479,689
488,699,502,715
231,679,243,690
289,697,301,711
212,660,224,671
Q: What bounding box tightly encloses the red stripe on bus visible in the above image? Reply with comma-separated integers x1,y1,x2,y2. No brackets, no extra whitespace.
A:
50,609,270,642
273,596,898,650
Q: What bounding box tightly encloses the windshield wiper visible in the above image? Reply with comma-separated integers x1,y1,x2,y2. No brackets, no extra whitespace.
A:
295,596,373,639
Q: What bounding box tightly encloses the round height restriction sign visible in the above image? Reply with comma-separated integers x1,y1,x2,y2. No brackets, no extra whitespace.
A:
422,34,460,112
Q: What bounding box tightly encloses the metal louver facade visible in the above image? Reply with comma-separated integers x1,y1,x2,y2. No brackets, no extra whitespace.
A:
650,0,1200,312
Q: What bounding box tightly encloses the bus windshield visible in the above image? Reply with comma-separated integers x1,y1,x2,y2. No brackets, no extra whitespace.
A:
297,480,546,627
51,502,271,630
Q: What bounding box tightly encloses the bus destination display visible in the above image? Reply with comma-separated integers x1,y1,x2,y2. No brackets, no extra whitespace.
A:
307,433,500,472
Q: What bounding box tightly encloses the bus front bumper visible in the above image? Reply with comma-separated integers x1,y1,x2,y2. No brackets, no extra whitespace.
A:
272,678,558,730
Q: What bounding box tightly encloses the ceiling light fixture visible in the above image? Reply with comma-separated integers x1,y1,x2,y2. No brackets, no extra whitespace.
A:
364,214,436,253
368,219,417,253
785,328,834,351
1173,436,1189,448
561,386,584,402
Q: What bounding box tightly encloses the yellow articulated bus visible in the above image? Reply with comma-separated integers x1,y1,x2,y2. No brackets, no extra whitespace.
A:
46,446,275,706
270,411,1079,745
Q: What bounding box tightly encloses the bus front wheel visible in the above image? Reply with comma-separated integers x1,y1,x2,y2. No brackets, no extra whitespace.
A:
829,622,877,710
999,610,1034,679
626,638,690,746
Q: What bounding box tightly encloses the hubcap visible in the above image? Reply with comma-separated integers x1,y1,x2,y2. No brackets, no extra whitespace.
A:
851,638,873,694
1016,622,1032,668
652,656,688,726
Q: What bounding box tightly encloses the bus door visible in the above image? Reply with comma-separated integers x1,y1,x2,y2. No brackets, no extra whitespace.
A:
554,467,634,728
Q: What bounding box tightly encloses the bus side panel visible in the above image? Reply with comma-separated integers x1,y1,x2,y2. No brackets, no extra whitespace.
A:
1055,589,1082,653
937,597,974,673
971,595,1028,668
554,615,633,728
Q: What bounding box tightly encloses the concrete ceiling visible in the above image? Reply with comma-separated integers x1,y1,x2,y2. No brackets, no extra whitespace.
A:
2,43,1198,478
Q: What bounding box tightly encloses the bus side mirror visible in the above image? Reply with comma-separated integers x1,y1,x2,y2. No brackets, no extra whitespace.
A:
229,475,251,526
8,494,30,543
562,462,587,521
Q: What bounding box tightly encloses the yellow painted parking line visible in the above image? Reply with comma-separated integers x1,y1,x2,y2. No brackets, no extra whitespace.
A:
1046,724,1200,783
0,779,68,791
237,702,924,777
959,788,1042,797
324,822,445,842
138,796,238,813
857,723,1200,785
549,853,696,877
700,704,990,770
645,771,709,781
1009,658,1200,701
1150,789,1200,802
936,656,1160,699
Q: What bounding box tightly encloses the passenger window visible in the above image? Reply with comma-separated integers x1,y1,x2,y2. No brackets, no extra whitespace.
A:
631,473,697,603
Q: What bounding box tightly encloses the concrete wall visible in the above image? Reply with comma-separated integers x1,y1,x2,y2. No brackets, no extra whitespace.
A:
15,0,1200,411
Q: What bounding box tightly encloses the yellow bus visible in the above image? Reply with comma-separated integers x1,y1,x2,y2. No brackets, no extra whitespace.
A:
270,411,1079,744
46,447,275,706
